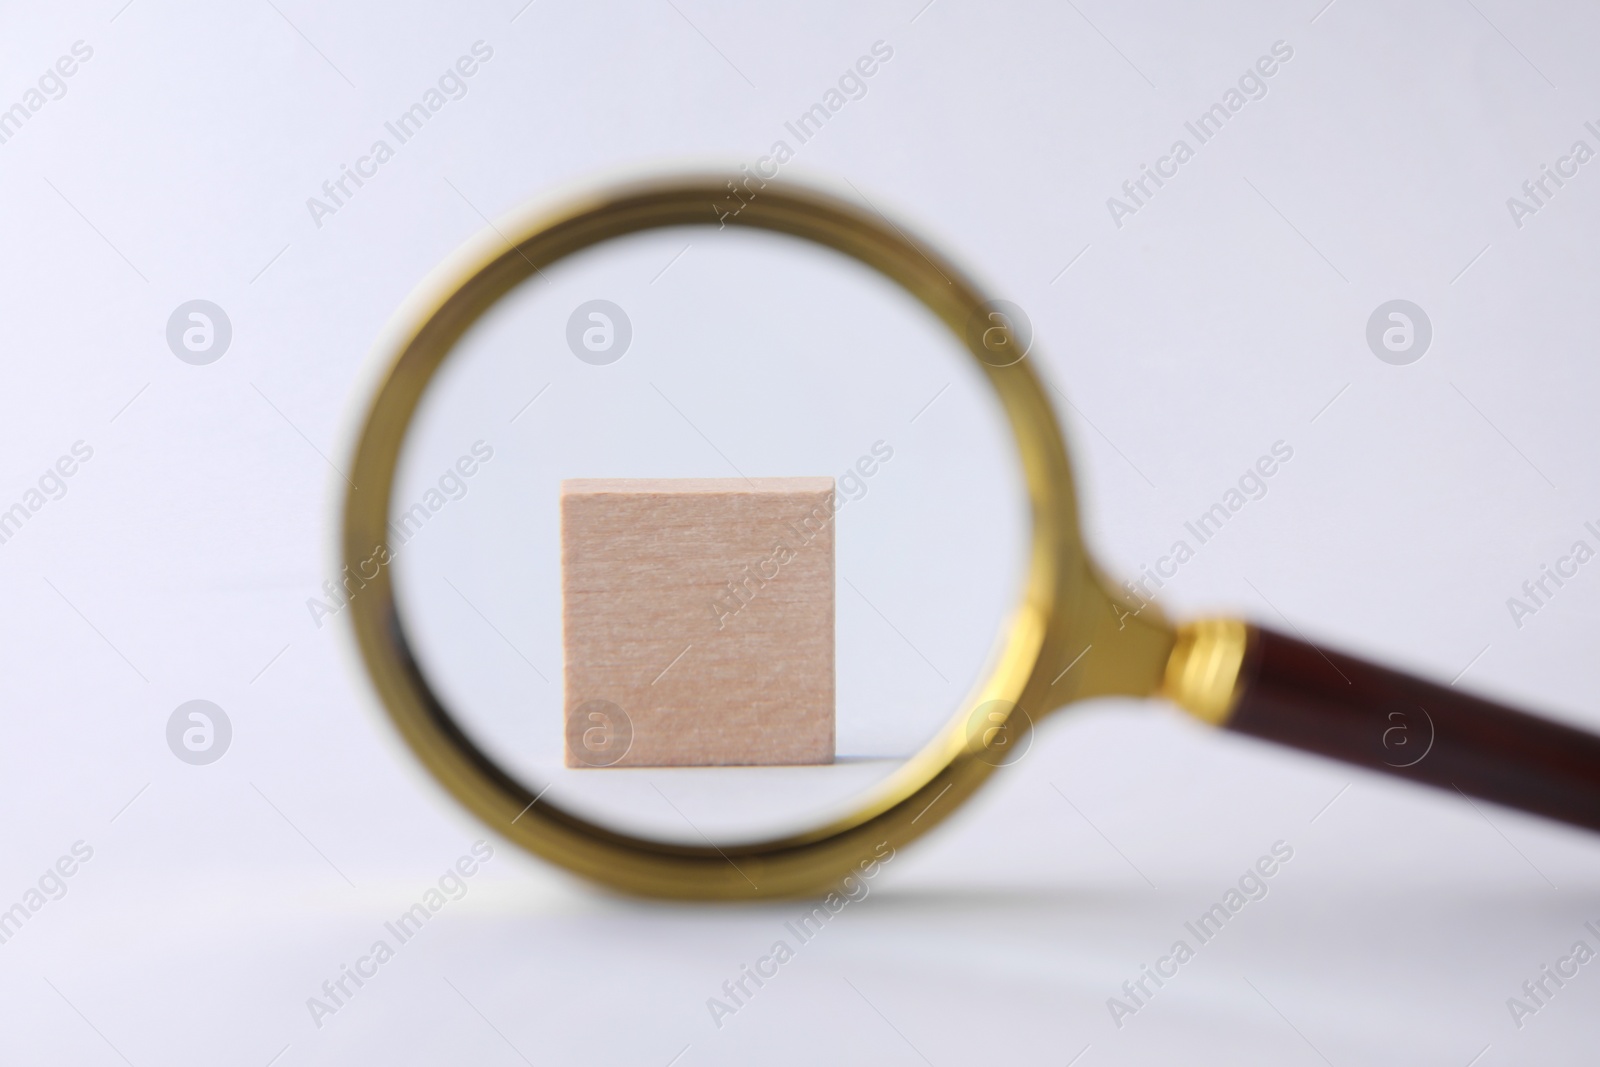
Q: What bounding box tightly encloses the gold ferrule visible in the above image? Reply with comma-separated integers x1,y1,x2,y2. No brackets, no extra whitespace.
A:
1161,618,1250,726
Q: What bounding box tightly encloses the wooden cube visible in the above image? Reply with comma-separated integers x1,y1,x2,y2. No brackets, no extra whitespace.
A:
561,477,835,767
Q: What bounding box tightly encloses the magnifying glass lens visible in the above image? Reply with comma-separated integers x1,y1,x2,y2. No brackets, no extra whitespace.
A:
389,226,1031,846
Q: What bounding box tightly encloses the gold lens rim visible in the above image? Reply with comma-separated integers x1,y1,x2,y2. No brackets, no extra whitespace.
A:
342,175,1170,899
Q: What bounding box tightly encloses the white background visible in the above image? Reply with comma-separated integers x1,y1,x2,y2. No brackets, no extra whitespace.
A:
2,0,1599,1063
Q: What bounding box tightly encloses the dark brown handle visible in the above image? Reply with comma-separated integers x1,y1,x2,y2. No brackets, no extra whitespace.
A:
1226,625,1600,832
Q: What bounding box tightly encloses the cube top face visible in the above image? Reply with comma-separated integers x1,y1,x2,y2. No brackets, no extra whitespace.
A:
561,477,836,767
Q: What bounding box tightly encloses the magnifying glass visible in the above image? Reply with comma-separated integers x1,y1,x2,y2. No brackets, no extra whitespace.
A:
342,175,1600,900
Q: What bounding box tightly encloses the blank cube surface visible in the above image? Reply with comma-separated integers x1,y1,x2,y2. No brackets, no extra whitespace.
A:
561,478,835,767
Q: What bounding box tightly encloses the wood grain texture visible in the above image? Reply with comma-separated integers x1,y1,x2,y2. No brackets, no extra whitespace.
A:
1227,625,1600,832
561,477,835,767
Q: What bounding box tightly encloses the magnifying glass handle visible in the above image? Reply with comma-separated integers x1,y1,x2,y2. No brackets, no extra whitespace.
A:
1184,623,1600,832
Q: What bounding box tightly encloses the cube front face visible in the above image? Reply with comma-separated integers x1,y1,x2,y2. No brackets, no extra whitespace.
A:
561,478,836,767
